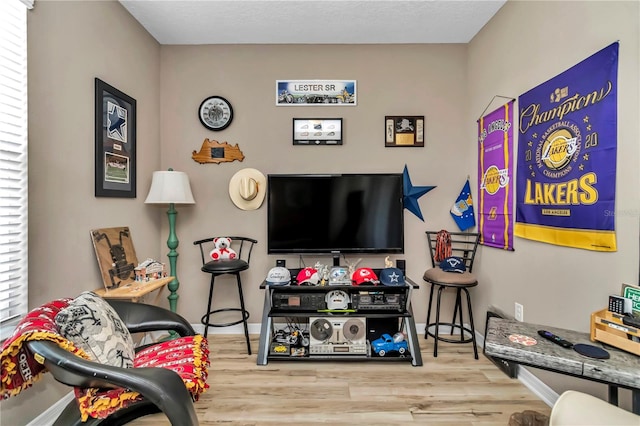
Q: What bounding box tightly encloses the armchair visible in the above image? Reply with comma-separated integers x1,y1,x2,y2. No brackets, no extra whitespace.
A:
1,293,209,425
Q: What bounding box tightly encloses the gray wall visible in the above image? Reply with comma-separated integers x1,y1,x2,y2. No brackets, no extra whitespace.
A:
2,0,638,424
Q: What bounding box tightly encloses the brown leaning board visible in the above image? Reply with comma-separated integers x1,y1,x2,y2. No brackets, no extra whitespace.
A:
90,226,139,290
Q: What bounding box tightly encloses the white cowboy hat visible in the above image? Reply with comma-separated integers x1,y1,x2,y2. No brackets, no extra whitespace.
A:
228,168,267,210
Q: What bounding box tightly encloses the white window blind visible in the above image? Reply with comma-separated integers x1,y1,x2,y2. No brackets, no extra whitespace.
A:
0,0,29,340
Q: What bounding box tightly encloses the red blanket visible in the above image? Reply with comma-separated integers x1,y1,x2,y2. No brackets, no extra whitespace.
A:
1,298,210,421
1,298,89,399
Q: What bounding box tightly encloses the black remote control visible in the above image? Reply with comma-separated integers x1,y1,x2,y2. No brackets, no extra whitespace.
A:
537,330,574,348
622,315,640,329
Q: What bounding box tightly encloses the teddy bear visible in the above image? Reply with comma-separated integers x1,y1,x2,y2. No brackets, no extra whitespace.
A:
209,237,237,261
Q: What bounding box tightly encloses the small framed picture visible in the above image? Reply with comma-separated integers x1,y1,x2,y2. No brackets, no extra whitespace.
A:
385,116,424,147
293,118,343,145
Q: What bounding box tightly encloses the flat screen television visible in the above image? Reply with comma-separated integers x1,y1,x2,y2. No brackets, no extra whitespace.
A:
267,173,404,257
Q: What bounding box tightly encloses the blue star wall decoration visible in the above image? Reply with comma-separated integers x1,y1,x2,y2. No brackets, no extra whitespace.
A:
403,165,436,222
107,101,127,142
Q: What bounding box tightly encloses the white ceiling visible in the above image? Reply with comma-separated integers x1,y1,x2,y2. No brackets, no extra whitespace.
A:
119,0,506,45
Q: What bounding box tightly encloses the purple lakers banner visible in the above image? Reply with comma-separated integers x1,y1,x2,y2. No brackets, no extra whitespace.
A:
478,101,514,250
515,42,618,251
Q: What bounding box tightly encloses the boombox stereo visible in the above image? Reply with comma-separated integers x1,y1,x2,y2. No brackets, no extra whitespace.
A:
272,293,326,310
351,291,406,311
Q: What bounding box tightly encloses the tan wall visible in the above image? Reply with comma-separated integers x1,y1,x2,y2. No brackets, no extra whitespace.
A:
468,0,639,410
3,0,639,424
0,1,161,425
160,43,469,329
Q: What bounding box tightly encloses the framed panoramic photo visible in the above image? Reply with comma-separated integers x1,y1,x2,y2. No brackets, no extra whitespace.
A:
95,78,137,197
385,115,424,147
292,118,343,145
276,80,356,106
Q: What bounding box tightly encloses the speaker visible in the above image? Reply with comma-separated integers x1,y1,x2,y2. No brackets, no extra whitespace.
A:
396,259,406,274
276,259,286,267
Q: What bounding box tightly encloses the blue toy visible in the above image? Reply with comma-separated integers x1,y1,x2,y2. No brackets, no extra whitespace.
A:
371,333,408,357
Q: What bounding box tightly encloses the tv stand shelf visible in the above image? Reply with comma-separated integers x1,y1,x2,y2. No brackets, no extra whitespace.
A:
268,311,414,318
257,276,423,366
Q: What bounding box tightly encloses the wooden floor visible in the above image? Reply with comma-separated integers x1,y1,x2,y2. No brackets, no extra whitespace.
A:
129,334,551,425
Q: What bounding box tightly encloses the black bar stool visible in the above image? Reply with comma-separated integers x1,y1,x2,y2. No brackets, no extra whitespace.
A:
423,231,480,359
193,236,257,354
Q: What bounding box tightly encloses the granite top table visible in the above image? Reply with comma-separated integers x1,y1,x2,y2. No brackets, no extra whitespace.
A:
484,317,640,414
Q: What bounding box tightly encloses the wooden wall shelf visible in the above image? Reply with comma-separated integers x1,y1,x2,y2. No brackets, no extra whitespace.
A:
192,139,245,164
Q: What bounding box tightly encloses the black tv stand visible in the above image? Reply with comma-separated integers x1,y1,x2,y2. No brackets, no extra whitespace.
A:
331,252,340,266
256,271,423,367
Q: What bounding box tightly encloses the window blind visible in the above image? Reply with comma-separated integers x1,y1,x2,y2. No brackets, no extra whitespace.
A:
0,0,29,340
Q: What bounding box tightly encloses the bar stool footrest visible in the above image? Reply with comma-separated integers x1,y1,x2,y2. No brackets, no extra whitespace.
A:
201,308,250,328
426,322,474,344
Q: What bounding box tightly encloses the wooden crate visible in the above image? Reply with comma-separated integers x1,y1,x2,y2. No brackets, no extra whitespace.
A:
590,308,640,356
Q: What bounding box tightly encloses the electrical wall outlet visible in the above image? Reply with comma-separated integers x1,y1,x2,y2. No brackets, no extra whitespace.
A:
515,302,524,322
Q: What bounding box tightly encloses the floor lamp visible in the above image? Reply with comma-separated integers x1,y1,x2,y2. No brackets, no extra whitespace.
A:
145,169,195,313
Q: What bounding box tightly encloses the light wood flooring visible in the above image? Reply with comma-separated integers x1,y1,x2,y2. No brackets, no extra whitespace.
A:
129,334,551,425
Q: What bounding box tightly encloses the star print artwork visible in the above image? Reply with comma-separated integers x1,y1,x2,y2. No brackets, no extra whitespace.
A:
107,101,127,143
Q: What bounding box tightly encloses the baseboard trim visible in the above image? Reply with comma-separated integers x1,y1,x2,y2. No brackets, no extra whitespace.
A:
195,323,262,335
27,391,73,426
516,363,559,407
472,325,558,408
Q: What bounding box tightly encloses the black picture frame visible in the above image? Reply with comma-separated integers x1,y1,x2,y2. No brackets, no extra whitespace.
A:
385,115,424,147
95,78,136,198
292,118,343,145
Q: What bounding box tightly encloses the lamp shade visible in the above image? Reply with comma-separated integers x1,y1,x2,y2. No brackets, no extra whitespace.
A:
145,170,195,204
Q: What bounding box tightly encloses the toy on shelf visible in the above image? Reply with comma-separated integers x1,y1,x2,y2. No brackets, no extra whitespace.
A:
134,258,167,282
313,262,330,286
345,257,362,278
371,332,408,357
209,237,237,260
